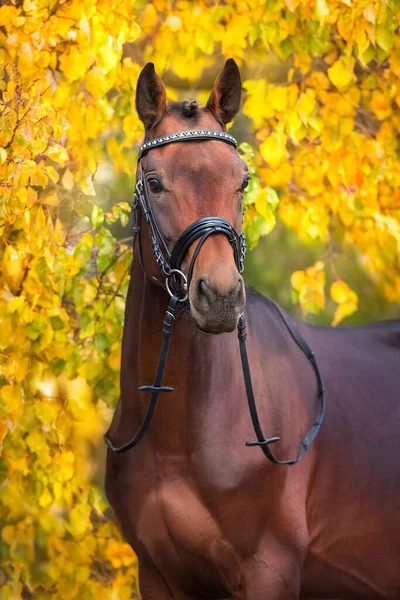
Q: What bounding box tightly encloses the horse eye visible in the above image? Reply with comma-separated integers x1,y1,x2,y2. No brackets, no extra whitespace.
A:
240,176,251,192
147,177,164,193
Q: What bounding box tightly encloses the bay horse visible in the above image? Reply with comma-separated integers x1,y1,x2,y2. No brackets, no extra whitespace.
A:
105,59,400,599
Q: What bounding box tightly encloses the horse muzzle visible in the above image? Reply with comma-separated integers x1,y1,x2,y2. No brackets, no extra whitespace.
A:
190,274,246,333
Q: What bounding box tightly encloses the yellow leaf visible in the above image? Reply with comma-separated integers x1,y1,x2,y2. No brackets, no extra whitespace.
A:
59,47,93,82
0,147,7,165
270,87,289,112
3,245,25,294
106,540,136,569
2,525,15,546
330,280,353,303
108,343,121,371
0,385,23,420
331,281,358,326
62,376,92,420
34,400,60,424
43,190,59,206
291,270,305,291
66,504,92,538
259,132,288,168
53,451,75,482
141,4,158,34
291,262,326,314
0,419,8,445
327,58,355,89
39,488,53,508
166,15,182,32
76,565,91,583
363,4,376,24
81,176,96,196
45,165,59,183
316,0,329,22
330,281,358,325
255,188,277,218
23,0,37,12
61,168,74,190
26,430,49,455
296,89,316,123
286,109,304,140
45,144,69,166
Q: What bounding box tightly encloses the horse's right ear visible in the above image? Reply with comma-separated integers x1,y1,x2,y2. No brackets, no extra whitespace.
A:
136,63,167,131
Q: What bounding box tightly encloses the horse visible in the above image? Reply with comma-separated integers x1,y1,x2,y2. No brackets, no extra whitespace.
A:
105,59,400,599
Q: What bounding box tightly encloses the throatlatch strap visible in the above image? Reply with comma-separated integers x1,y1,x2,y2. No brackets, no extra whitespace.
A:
238,308,326,465
104,295,180,454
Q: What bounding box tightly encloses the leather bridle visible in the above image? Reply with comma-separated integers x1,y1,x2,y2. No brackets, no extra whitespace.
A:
133,130,245,301
104,129,326,465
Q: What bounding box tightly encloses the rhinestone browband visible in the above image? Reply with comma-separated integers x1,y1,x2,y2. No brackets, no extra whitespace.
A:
138,129,237,159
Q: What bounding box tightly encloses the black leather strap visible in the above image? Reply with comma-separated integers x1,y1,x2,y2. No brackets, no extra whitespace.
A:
238,308,326,465
104,295,180,453
170,217,242,273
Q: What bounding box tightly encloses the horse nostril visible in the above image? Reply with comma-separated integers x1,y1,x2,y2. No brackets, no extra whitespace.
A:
197,278,215,309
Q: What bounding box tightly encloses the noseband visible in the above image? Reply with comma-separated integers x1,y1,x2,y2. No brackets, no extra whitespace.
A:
104,129,326,465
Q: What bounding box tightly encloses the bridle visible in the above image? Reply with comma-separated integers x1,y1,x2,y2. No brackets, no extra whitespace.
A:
133,130,245,301
104,129,326,465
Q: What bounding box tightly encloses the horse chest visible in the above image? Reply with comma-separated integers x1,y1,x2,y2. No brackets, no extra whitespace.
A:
134,473,241,595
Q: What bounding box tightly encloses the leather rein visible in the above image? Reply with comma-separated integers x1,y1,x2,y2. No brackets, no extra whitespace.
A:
104,129,326,465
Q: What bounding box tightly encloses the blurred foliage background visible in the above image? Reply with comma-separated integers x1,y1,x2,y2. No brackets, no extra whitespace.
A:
1,0,400,598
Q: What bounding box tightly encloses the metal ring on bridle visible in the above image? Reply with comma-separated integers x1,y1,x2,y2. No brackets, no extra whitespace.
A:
165,269,188,301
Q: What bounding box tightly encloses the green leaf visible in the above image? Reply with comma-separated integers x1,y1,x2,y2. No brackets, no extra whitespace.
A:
266,187,279,209
248,21,260,46
376,26,394,52
95,228,116,273
91,205,104,228
73,234,93,266
94,332,109,352
279,38,293,60
25,315,47,341
50,358,66,377
50,316,65,330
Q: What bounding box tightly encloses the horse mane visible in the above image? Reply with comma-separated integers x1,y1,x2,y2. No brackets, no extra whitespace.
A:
168,100,200,121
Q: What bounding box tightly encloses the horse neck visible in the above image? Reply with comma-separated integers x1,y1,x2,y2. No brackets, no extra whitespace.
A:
118,252,244,455
118,255,317,460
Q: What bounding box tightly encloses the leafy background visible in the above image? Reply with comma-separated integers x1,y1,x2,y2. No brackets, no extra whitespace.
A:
1,0,400,597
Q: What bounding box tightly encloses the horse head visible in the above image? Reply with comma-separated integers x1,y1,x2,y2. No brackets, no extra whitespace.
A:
135,59,247,334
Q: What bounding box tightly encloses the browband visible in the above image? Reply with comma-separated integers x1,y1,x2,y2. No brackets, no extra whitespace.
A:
138,129,237,160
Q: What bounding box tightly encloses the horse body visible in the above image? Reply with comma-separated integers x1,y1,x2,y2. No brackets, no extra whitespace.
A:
105,60,400,599
301,319,400,599
106,270,400,599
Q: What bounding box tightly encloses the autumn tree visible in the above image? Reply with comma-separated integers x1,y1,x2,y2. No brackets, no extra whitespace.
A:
1,0,399,597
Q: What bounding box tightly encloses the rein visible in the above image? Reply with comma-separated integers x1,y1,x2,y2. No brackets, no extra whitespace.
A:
104,129,326,464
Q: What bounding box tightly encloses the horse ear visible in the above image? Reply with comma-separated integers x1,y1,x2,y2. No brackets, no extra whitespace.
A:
206,59,241,125
136,62,167,130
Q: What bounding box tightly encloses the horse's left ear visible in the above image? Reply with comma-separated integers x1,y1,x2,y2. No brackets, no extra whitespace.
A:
206,59,241,125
